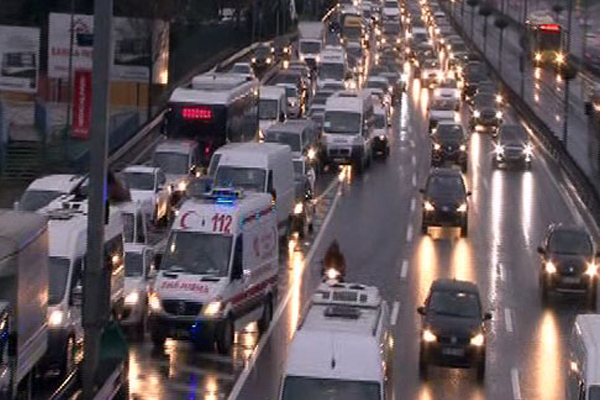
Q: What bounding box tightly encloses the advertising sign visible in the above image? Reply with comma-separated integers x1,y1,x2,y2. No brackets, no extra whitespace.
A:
72,69,92,139
0,25,40,93
48,13,169,83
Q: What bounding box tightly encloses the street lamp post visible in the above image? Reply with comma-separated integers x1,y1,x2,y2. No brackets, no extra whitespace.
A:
82,0,113,398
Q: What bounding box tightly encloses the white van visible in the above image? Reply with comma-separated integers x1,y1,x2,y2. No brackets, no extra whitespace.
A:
15,174,83,211
568,314,600,400
322,90,375,172
259,86,288,140
318,47,351,90
41,200,125,376
148,188,279,354
279,282,393,400
209,143,295,237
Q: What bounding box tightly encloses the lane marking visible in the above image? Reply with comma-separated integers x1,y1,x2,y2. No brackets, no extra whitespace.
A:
496,262,506,282
391,301,400,326
482,177,489,191
411,155,417,166
412,173,417,187
511,368,522,400
406,225,414,242
410,197,416,212
505,308,514,333
401,259,409,279
227,182,341,400
410,139,416,148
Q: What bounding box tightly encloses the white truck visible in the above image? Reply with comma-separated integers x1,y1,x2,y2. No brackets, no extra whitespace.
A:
0,210,48,400
298,22,325,69
148,188,279,354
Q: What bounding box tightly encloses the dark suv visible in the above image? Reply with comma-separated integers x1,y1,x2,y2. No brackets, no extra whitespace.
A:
420,168,470,237
431,122,468,172
469,93,503,134
492,124,533,169
251,43,274,71
417,279,492,382
538,224,600,309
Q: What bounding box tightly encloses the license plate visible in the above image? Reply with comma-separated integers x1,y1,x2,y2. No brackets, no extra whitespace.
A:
442,206,450,212
562,277,580,284
442,347,464,357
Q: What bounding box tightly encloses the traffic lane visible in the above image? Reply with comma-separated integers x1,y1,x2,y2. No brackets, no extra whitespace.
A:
389,82,589,400
457,6,600,179
228,95,419,400
126,171,338,400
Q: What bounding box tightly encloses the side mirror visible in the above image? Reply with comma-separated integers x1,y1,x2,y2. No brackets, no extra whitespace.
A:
419,188,425,194
537,246,545,255
231,258,243,280
279,113,285,122
484,312,492,321
12,201,19,211
71,284,83,307
467,191,472,196
417,306,426,315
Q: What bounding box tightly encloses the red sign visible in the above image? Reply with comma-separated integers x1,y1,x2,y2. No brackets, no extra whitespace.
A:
540,24,560,33
72,69,92,139
182,106,213,120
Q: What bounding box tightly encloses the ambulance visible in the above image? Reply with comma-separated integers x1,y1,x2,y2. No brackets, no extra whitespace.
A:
279,282,393,400
148,188,279,354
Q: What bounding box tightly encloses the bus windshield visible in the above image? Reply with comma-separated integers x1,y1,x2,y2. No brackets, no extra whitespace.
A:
537,29,561,51
162,231,232,276
214,166,266,192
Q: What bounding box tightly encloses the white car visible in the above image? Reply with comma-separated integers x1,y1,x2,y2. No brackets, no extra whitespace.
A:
121,165,170,225
123,243,155,339
428,97,460,132
434,78,461,101
229,62,256,81
16,174,83,211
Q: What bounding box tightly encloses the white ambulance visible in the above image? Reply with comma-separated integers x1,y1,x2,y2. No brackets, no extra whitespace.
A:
279,282,393,400
148,188,279,354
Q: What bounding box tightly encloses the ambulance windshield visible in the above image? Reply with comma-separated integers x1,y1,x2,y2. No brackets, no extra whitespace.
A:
162,231,232,276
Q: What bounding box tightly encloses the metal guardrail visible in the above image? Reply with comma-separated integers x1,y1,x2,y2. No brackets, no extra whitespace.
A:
446,4,600,227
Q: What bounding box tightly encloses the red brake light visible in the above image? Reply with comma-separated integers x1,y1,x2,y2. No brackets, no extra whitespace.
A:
182,106,213,120
540,24,560,32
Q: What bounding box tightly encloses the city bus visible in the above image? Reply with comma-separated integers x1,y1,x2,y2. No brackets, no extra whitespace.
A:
522,11,563,65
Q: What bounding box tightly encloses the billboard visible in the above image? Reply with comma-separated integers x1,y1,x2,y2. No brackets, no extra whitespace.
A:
0,25,40,93
48,13,169,83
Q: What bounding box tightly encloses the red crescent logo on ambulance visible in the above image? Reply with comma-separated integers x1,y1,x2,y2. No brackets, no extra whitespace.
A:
180,211,198,229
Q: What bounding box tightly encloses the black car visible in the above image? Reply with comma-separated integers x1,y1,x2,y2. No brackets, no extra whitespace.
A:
538,224,600,309
417,279,492,381
431,122,468,172
492,124,533,169
251,43,274,71
272,37,292,61
463,63,487,102
470,93,503,134
420,168,470,236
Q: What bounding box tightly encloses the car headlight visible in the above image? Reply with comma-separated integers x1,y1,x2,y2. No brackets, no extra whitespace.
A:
125,291,139,305
586,262,598,276
325,268,341,280
48,310,64,327
251,57,257,63
266,57,272,64
299,54,305,61
178,181,188,192
494,144,505,155
523,143,533,155
473,110,481,118
535,52,542,62
457,202,468,213
433,143,441,151
460,144,467,152
545,261,557,274
308,148,316,160
203,301,223,316
496,94,503,104
496,111,503,119
423,329,437,342
294,202,304,215
379,134,386,140
470,332,485,347
149,292,162,311
315,55,320,63
284,47,289,53
424,200,435,211
397,38,402,44
556,52,565,64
